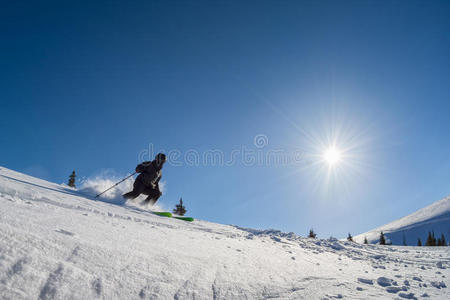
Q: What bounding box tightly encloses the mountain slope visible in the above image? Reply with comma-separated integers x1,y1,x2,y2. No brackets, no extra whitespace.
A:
355,196,450,246
0,166,448,299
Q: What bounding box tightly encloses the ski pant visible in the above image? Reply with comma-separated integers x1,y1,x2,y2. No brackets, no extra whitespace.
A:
123,179,161,203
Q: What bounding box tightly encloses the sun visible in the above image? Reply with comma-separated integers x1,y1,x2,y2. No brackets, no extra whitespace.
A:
323,147,341,166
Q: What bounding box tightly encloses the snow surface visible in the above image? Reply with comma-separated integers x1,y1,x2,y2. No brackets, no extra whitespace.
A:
0,166,449,299
354,196,450,246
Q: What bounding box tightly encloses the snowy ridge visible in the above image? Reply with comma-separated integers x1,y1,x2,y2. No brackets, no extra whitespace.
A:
355,196,450,246
0,166,449,299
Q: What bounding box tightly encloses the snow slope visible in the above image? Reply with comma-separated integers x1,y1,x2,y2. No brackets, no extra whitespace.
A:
354,196,450,246
0,166,449,299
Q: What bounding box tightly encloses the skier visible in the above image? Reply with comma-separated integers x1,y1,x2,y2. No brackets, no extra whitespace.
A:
123,153,166,205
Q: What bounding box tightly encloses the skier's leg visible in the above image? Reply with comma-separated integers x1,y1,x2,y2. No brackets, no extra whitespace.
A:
123,180,146,200
144,188,162,205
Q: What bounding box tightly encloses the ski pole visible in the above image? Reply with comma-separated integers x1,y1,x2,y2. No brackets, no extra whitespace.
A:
95,172,136,198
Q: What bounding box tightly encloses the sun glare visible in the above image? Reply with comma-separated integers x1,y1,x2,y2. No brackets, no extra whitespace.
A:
266,102,371,192
324,147,341,166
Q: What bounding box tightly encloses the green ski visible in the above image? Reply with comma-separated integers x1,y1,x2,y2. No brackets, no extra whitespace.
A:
151,211,194,222
174,216,194,222
152,211,172,217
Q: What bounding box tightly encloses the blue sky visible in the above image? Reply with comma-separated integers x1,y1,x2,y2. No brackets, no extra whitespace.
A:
1,0,449,238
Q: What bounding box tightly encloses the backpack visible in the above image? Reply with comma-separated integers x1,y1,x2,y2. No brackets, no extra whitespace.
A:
135,162,149,173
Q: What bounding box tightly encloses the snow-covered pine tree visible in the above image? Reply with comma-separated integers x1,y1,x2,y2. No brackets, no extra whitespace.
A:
173,198,187,216
68,171,76,188
347,233,353,242
379,231,386,245
308,229,317,239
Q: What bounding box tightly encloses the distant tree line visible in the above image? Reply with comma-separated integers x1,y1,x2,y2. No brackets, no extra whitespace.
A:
422,231,447,246
341,230,448,246
417,231,448,246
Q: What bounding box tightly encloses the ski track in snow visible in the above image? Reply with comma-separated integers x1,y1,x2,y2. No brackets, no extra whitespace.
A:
0,166,449,299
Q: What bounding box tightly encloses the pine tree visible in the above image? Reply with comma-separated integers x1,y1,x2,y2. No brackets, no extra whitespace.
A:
417,238,422,246
364,236,368,244
172,198,187,216
402,232,407,246
308,229,317,239
426,232,431,246
347,233,353,242
68,170,76,188
440,233,446,246
437,237,442,246
379,231,386,245
432,231,437,246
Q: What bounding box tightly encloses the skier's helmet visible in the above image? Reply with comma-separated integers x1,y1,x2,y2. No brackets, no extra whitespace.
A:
155,153,167,165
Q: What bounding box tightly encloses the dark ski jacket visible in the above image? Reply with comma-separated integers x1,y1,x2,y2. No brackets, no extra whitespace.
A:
135,160,162,189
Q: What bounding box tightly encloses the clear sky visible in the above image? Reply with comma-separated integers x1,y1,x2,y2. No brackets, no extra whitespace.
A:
1,0,449,238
